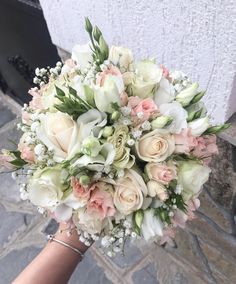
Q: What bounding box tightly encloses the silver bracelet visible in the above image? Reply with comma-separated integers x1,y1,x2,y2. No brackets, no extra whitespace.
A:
47,234,84,258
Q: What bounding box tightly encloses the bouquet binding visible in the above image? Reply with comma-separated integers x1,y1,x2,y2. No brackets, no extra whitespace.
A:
0,18,229,256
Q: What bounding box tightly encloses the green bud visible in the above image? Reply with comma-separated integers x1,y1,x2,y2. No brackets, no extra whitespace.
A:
79,175,91,186
111,111,121,121
81,136,101,157
175,82,199,107
134,210,144,229
85,17,93,34
99,35,109,58
93,25,102,42
187,108,202,122
204,123,230,135
151,116,173,129
190,91,206,104
102,126,114,138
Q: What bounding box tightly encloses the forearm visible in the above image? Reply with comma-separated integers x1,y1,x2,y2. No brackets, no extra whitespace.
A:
13,224,89,284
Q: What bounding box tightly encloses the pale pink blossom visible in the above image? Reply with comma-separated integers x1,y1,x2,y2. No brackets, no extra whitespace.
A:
18,135,35,163
120,91,129,106
96,65,122,87
0,150,14,170
22,111,31,124
160,64,171,80
71,177,91,201
64,58,76,68
28,88,42,110
87,183,115,220
174,128,197,154
160,228,176,246
193,135,218,164
128,96,158,126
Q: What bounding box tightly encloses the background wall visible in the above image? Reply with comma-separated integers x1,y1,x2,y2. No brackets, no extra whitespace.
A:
39,0,236,124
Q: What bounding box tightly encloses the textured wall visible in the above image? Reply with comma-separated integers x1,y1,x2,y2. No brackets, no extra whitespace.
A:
39,0,236,123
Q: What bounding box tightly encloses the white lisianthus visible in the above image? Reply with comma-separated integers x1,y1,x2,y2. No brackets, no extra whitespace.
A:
72,143,115,172
130,60,163,99
159,101,188,134
94,76,122,113
188,117,211,136
114,169,147,215
154,77,175,106
72,43,93,72
28,167,66,208
109,46,134,72
175,82,199,106
178,161,211,201
151,116,173,129
141,209,163,241
73,208,104,235
81,136,101,157
36,112,81,162
77,109,107,139
136,129,175,162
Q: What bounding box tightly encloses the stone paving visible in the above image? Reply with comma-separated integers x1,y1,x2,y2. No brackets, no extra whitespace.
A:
1,91,236,284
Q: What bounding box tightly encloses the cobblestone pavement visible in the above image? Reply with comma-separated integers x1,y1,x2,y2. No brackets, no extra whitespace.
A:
1,92,236,284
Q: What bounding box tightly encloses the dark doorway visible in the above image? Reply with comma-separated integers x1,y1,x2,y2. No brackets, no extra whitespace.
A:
0,0,60,104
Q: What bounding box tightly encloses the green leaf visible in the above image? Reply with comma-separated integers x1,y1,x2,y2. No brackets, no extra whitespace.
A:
55,86,65,98
190,91,205,104
10,159,27,168
84,85,95,106
203,123,231,135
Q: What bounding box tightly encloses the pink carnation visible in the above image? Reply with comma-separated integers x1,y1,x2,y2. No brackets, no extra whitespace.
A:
174,129,197,154
71,177,91,201
128,96,158,126
28,88,42,110
87,183,115,220
193,135,218,165
96,65,122,87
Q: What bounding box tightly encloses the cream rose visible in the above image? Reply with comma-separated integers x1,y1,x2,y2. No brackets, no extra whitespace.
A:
178,161,211,201
136,129,175,162
109,45,134,73
36,112,81,162
114,169,147,215
147,180,168,201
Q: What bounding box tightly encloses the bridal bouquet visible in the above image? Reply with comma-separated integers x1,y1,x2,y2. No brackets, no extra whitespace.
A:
0,19,229,256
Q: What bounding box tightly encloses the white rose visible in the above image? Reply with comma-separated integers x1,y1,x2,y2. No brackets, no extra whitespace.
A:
141,209,163,241
28,167,65,208
175,82,199,106
114,169,147,215
129,60,162,99
154,77,175,106
178,161,211,201
109,45,134,72
36,112,81,162
94,76,122,113
71,43,93,72
136,129,175,162
73,208,104,235
159,101,188,134
188,117,211,136
147,180,168,201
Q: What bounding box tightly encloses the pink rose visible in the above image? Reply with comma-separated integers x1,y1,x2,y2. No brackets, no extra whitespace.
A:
18,134,35,163
146,162,176,185
174,128,197,154
120,91,129,106
193,135,218,164
96,65,122,87
0,150,14,170
128,96,158,126
87,182,115,220
28,88,42,110
71,177,91,201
